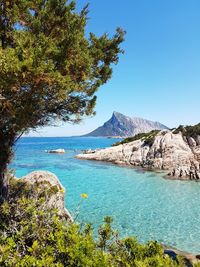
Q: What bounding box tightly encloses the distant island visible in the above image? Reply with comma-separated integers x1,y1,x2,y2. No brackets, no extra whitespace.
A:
84,111,168,137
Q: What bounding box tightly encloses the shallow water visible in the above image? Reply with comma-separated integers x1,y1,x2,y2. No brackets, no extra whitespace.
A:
11,137,200,254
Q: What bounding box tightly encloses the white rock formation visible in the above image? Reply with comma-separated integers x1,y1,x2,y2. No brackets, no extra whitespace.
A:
46,149,65,154
21,171,72,221
76,130,200,180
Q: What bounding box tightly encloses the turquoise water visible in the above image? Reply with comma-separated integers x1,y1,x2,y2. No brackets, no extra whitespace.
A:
12,137,200,254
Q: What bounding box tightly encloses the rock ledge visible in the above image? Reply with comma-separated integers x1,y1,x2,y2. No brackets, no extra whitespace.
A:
76,130,200,180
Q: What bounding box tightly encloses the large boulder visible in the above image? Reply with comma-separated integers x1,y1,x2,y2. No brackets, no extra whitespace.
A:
196,135,200,146
21,171,72,222
187,137,196,147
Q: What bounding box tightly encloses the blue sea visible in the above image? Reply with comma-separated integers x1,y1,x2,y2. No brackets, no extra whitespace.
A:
11,137,200,254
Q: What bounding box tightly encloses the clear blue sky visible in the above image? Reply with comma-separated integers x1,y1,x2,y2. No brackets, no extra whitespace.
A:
29,0,200,137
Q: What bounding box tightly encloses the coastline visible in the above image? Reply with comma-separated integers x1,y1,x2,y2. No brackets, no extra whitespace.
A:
162,245,200,266
76,154,167,173
76,130,200,181
76,155,200,182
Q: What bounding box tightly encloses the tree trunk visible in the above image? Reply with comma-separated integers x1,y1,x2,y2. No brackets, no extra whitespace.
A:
0,137,14,201
0,171,8,201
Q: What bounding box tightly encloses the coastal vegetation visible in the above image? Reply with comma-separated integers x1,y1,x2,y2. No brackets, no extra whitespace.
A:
0,176,186,267
173,124,200,139
112,130,160,147
113,123,200,148
0,0,125,199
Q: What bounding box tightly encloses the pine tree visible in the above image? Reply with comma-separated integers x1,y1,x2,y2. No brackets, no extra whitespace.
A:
0,0,125,199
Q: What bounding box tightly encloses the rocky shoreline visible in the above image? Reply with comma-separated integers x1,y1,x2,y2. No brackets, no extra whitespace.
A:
162,245,200,266
76,130,200,181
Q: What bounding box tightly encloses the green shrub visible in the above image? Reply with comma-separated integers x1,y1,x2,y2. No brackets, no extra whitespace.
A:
173,123,200,140
112,130,160,147
0,178,184,266
173,125,186,135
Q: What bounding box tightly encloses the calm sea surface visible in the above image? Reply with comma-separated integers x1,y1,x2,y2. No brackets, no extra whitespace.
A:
11,137,200,254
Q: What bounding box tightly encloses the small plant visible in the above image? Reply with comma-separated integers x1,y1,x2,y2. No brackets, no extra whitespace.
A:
73,193,89,221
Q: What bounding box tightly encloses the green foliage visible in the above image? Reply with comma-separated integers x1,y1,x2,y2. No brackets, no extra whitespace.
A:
173,124,200,139
0,0,125,132
0,178,185,266
112,130,160,147
0,0,125,127
173,125,186,135
0,0,125,185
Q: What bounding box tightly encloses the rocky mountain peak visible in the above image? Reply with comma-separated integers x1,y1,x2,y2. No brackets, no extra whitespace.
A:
84,112,168,137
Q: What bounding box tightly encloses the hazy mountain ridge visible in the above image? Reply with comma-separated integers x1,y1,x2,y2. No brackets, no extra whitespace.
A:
84,111,168,137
